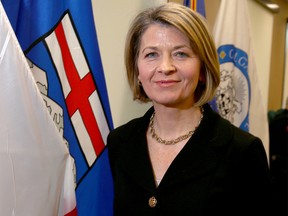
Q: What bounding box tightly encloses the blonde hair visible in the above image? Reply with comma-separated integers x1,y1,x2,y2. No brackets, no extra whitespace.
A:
125,2,220,106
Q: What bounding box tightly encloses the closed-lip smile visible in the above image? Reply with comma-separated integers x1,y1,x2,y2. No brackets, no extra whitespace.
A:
155,79,179,87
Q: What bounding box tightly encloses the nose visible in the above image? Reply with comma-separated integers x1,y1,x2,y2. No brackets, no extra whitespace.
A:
157,55,176,74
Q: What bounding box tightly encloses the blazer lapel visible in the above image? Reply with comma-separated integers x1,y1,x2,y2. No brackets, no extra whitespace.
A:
159,104,231,188
159,131,219,188
118,108,157,192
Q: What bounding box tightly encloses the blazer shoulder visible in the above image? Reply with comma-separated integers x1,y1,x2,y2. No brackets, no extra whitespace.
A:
107,107,153,142
203,104,264,153
215,113,267,164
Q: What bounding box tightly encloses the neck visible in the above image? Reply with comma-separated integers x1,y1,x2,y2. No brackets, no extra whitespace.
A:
149,106,204,145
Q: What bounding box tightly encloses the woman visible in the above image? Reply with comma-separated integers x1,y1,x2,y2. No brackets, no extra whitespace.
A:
107,3,272,216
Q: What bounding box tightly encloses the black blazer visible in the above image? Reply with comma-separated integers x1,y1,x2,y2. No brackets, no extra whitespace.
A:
107,104,272,216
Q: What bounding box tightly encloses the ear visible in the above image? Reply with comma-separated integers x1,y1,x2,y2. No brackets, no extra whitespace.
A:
199,72,205,83
137,73,142,83
137,74,142,87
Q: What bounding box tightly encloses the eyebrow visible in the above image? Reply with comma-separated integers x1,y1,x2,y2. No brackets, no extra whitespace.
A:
140,46,157,54
141,45,191,53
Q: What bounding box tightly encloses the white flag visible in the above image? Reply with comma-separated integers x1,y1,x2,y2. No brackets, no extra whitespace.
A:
213,0,269,158
0,2,76,216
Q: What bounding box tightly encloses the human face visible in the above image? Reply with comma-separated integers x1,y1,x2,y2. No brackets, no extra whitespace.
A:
137,23,202,108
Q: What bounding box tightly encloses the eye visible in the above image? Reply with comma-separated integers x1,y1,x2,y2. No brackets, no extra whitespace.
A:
145,52,158,58
174,51,188,58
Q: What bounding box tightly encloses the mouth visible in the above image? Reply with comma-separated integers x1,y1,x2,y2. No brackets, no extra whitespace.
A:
155,80,179,87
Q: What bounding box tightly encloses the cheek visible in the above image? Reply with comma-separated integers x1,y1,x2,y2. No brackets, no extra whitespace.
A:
137,61,151,82
183,64,201,79
188,62,201,81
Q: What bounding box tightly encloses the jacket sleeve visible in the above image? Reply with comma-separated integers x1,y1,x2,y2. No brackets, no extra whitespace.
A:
226,130,273,216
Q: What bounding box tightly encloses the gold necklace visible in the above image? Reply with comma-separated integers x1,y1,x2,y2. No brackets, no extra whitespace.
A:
149,107,204,145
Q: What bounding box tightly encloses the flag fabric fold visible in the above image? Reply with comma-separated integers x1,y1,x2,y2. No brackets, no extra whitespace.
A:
212,0,269,157
2,0,114,215
0,2,76,215
183,0,206,17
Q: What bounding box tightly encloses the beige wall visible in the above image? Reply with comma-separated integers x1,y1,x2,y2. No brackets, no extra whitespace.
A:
92,0,288,127
284,22,288,108
247,0,273,110
269,0,288,110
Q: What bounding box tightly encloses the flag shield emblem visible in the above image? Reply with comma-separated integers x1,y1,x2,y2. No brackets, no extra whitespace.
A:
216,44,251,131
2,0,115,214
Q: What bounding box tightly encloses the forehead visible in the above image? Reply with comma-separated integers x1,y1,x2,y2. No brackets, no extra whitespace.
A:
140,23,190,46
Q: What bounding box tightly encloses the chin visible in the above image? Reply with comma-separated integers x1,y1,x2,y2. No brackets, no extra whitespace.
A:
153,100,180,107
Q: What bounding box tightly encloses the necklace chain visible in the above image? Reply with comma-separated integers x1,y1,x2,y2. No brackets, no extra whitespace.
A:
149,107,204,145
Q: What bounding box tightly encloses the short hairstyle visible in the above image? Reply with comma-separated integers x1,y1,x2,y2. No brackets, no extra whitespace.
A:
125,2,220,106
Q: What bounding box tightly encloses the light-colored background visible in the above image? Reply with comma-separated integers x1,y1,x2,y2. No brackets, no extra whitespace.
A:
284,22,288,108
92,0,288,128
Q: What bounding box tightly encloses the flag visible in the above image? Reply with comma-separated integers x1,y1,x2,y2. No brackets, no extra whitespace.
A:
212,0,269,157
183,0,206,17
0,2,76,215
2,0,114,215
